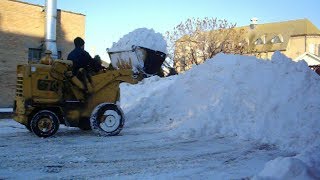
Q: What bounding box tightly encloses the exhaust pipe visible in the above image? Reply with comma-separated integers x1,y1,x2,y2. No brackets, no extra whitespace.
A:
45,0,58,59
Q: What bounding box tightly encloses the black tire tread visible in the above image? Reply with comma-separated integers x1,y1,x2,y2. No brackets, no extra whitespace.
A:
30,110,60,138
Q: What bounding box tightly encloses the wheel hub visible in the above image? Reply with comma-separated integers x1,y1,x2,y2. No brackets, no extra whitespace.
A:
104,115,116,127
37,118,53,133
99,110,121,132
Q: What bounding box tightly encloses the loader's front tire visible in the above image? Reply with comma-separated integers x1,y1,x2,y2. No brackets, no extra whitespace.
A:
90,103,124,136
30,110,60,138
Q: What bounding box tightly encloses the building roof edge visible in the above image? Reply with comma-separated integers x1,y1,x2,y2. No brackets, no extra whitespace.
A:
8,0,86,16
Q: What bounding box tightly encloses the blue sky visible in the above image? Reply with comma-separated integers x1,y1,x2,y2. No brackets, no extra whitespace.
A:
22,0,320,62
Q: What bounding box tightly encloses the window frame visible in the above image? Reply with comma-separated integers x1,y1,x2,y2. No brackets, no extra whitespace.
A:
254,38,264,45
57,50,62,59
271,35,284,44
28,48,42,62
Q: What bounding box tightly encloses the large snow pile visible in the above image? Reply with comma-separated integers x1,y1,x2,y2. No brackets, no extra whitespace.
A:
254,156,318,179
120,52,320,178
108,28,167,71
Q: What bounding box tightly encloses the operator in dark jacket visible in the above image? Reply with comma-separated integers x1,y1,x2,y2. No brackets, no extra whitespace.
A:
67,37,93,75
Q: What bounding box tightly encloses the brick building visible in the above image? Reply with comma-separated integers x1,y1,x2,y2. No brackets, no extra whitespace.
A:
0,0,85,107
175,19,320,72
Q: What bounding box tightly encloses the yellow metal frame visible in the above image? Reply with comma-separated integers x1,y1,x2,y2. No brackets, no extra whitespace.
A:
13,60,139,127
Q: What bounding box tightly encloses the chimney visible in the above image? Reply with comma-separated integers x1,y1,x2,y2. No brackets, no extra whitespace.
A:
45,0,58,59
250,17,258,29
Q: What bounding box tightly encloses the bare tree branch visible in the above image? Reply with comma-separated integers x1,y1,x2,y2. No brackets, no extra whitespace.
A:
166,17,251,72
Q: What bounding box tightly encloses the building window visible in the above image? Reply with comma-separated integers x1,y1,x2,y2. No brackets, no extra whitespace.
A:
58,51,62,59
28,49,62,61
255,38,264,45
28,48,42,62
271,35,283,44
239,38,249,46
254,35,267,45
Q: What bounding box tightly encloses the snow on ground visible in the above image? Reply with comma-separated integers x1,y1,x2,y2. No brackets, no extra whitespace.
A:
0,108,13,113
120,52,320,179
0,119,295,179
122,52,320,151
0,52,319,179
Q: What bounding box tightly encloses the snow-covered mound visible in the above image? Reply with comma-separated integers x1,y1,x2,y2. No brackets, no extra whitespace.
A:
121,52,320,151
120,52,320,178
254,157,316,180
108,28,167,71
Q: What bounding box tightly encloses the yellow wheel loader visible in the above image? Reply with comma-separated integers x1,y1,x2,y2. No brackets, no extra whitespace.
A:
13,46,166,137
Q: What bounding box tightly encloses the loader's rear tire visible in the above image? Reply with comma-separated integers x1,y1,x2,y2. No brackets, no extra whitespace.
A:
30,110,60,138
90,103,125,136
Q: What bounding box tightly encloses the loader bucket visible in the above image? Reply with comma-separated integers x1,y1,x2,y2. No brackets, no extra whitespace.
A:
142,47,166,75
107,46,166,76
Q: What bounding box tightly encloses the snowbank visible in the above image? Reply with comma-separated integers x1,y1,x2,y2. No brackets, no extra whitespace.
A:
254,157,316,180
121,52,320,151
108,28,167,71
120,52,320,178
